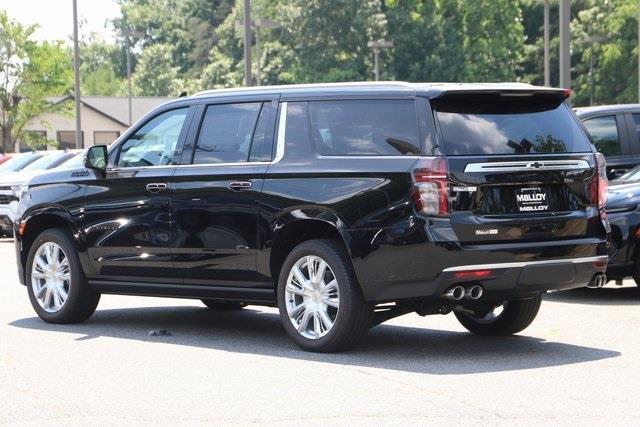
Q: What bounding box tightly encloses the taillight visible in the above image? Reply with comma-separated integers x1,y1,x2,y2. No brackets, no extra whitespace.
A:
411,157,449,216
589,152,608,218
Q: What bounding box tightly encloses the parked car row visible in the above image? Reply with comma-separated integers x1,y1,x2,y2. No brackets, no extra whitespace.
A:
0,150,82,237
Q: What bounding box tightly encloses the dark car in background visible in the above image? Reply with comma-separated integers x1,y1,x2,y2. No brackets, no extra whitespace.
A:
605,165,640,286
575,104,640,180
12,82,609,352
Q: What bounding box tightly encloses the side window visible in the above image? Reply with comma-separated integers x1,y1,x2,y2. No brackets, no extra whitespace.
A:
308,100,420,156
282,102,313,160
582,115,622,156
117,108,188,167
249,102,275,162
633,114,640,142
193,102,261,164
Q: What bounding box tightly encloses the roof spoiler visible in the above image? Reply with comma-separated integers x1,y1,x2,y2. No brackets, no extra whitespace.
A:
433,88,571,100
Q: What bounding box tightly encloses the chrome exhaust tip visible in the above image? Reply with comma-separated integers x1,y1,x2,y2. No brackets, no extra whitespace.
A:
587,273,607,288
444,285,465,301
465,285,484,300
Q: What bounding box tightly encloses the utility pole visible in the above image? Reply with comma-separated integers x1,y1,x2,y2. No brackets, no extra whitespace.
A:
367,39,393,81
544,0,550,86
125,31,132,126
235,18,281,87
243,0,252,86
559,0,571,91
72,0,82,148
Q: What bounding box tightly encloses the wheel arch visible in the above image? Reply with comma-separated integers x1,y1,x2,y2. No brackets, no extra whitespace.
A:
18,206,82,281
269,215,353,288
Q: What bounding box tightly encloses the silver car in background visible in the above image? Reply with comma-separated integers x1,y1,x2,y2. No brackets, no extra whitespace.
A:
0,150,81,236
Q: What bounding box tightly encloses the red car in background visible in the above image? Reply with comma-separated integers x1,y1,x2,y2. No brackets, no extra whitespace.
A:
0,154,11,165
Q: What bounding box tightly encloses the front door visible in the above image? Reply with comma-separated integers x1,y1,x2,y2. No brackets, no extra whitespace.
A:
83,107,192,283
170,99,277,287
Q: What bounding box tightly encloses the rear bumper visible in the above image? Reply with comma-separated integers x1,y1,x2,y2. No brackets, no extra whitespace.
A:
350,221,609,302
360,253,607,302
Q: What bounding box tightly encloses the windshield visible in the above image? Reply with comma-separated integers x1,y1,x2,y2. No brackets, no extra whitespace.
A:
21,152,72,172
432,94,593,155
57,153,84,169
0,154,43,173
614,165,640,183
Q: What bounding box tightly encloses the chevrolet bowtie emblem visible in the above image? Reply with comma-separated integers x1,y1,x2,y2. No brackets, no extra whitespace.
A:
527,161,544,169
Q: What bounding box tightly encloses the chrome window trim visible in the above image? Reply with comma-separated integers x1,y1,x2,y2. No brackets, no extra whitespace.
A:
442,256,607,272
464,159,591,173
315,155,421,160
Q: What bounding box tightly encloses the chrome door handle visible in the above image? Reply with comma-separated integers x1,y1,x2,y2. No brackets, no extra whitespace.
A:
228,181,252,191
146,183,168,193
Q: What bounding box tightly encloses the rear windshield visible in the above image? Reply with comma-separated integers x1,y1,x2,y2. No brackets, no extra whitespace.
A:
432,94,592,155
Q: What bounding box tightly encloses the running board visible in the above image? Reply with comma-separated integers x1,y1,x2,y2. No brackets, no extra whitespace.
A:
89,280,276,305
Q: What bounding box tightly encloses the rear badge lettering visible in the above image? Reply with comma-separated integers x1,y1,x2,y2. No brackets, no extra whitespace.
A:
452,186,477,193
475,229,498,236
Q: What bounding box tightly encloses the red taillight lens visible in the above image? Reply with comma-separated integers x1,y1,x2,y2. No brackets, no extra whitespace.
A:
589,152,608,218
411,157,449,216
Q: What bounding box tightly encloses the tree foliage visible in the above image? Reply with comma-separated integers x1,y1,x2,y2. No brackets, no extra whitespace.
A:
105,0,640,106
0,12,72,153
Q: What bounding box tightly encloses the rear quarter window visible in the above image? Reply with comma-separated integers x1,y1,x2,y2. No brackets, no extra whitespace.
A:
308,100,420,156
432,94,592,155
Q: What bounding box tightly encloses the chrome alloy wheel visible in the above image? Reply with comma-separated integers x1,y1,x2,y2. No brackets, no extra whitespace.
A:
31,242,71,313
285,255,340,339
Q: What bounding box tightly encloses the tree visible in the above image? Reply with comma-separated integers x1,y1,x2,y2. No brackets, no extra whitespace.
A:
571,0,638,106
279,0,388,82
132,43,182,96
113,0,234,76
0,12,72,153
80,33,126,96
386,0,524,82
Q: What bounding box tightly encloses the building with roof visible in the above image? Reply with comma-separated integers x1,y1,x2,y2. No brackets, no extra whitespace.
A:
19,95,173,152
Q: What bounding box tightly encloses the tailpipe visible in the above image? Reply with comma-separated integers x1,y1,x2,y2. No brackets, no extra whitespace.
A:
587,273,607,289
465,285,484,300
444,285,465,301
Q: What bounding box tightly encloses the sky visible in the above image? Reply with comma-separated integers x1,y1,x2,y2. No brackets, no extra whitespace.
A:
0,0,121,43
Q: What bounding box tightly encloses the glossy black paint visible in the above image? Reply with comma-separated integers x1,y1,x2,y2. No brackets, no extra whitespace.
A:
575,104,640,179
14,83,610,306
605,181,640,279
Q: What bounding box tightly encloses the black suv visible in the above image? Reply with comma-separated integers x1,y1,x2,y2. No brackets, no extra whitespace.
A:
14,82,609,352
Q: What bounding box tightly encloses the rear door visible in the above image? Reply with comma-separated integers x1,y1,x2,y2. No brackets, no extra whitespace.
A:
430,92,601,244
170,97,278,287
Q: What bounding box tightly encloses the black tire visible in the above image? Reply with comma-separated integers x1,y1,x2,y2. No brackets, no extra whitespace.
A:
454,295,542,336
26,228,100,324
201,300,247,310
277,239,372,352
632,258,640,287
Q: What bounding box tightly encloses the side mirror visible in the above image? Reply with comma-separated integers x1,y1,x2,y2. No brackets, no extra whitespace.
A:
85,145,108,173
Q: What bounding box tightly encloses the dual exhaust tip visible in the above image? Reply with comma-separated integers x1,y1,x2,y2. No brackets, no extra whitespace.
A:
444,285,483,301
587,273,607,289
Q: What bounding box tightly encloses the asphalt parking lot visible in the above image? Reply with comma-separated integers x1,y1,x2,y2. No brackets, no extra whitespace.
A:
1,239,639,425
